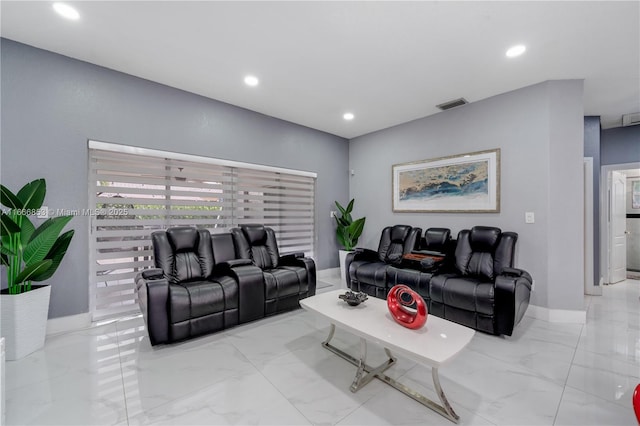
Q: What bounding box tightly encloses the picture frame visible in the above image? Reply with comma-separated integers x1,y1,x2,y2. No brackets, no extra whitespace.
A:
392,149,500,213
633,180,640,209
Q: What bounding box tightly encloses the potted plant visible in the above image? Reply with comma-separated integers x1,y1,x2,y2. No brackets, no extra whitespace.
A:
333,199,365,287
1,179,74,360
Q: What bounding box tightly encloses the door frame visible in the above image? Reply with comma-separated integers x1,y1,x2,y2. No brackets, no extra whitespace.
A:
600,161,640,284
584,158,598,295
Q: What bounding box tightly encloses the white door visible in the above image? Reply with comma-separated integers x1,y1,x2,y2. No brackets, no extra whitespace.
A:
609,171,627,283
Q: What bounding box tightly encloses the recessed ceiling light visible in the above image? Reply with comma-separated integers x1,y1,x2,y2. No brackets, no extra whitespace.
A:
53,3,80,20
343,113,355,121
244,75,259,87
506,44,526,58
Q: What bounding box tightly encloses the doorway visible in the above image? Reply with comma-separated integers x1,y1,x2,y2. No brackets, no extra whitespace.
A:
601,162,640,284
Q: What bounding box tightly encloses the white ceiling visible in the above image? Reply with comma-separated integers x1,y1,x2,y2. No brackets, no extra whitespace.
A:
2,1,639,139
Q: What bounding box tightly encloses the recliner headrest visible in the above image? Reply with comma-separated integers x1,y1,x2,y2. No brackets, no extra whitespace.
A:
469,226,501,252
241,224,267,245
390,225,411,242
166,227,199,252
424,228,450,249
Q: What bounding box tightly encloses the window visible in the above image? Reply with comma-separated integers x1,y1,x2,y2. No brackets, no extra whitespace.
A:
89,141,316,320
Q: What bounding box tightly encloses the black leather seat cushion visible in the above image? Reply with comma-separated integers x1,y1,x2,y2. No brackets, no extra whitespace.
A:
386,266,433,300
349,260,389,288
430,276,495,315
169,279,237,323
263,267,306,299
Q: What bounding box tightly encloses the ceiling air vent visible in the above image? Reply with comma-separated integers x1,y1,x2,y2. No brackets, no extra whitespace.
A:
436,98,468,111
622,112,640,127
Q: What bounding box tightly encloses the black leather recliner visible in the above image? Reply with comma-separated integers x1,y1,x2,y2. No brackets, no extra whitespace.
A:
135,227,262,345
231,224,316,315
135,225,316,346
387,227,452,301
429,226,532,336
345,225,422,298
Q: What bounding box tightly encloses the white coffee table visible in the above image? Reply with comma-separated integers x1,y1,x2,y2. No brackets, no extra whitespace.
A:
300,290,475,423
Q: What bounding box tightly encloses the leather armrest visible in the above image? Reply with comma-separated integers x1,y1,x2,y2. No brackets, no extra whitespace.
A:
141,268,165,280
494,270,533,336
218,259,253,268
386,253,403,265
412,250,446,257
353,248,378,261
419,257,443,272
281,251,304,260
280,252,305,265
279,252,306,266
135,273,169,346
222,264,265,323
278,253,316,296
501,267,532,281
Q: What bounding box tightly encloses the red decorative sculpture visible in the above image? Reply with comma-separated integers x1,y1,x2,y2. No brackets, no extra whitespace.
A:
633,384,640,424
387,285,427,329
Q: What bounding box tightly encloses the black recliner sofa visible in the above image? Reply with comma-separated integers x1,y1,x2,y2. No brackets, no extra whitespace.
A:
346,225,532,336
135,225,316,345
345,225,422,298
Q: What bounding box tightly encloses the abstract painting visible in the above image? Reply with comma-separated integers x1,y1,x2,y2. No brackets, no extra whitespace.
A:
392,149,500,212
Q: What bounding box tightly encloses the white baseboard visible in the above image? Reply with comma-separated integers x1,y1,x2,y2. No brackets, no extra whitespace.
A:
46,313,92,336
526,304,586,324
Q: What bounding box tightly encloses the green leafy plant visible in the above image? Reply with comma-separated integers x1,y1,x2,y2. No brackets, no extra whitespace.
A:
1,179,74,294
334,199,366,251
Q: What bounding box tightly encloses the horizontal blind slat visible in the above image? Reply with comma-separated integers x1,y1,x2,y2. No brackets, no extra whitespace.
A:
90,145,315,321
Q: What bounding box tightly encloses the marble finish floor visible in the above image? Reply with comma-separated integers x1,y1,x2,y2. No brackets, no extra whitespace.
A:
4,274,639,425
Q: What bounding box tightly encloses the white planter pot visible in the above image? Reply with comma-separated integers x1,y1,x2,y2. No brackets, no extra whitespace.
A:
338,250,352,289
1,285,51,360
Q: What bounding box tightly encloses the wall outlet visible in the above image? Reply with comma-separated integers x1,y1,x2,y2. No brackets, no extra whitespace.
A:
525,211,535,224
330,210,336,218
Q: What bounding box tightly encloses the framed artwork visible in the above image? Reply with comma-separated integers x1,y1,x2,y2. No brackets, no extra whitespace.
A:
392,149,500,213
633,180,640,209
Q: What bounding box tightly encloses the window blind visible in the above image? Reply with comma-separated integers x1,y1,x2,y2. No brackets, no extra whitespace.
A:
89,142,316,321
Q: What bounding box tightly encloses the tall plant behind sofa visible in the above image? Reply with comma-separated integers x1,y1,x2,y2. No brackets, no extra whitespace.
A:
334,199,365,287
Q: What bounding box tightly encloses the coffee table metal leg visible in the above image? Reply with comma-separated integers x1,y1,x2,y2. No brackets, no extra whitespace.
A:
375,367,459,423
322,323,336,347
432,367,459,422
350,338,367,392
321,324,396,392
320,325,459,424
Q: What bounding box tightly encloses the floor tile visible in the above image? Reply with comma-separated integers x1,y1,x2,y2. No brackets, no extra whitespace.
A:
5,369,127,425
258,326,414,424
416,349,566,425
120,337,257,416
565,349,640,408
337,380,496,425
5,321,120,392
128,370,311,425
554,386,637,425
4,278,640,425
224,311,322,369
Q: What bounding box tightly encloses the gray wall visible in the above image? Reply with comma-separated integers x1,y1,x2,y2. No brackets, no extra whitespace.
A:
601,125,640,165
349,80,585,311
1,39,349,319
584,117,601,286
